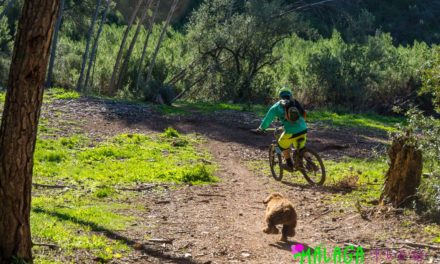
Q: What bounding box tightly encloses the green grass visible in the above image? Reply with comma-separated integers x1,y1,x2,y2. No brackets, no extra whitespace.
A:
179,101,404,133
32,194,132,262
34,133,217,186
307,110,404,132
324,157,388,204
155,101,267,116
44,87,81,101
32,129,217,263
248,156,388,205
0,88,80,105
155,101,403,133
424,225,440,243
0,91,406,134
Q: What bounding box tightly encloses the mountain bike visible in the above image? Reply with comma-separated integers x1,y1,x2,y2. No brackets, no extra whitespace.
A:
255,127,326,185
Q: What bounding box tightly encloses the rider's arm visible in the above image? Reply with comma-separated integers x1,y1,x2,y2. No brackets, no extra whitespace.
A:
259,104,278,130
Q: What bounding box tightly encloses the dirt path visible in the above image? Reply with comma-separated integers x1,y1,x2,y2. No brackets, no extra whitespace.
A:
40,98,439,263
137,140,438,264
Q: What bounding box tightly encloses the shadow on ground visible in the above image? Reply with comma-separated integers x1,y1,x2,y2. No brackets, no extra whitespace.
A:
33,207,200,264
77,97,390,159
280,181,354,195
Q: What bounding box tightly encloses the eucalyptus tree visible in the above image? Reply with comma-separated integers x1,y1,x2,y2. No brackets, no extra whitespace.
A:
0,0,60,261
46,0,65,88
116,0,153,92
76,0,103,92
108,0,143,95
135,0,161,92
144,0,179,97
84,0,111,90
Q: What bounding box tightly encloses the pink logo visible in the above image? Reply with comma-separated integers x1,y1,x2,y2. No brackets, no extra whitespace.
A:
291,244,305,254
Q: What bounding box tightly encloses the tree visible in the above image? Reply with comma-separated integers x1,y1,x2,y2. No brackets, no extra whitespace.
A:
0,3,12,86
0,0,60,262
84,0,111,90
144,0,179,97
116,0,153,92
76,0,103,92
420,46,440,112
46,0,65,88
0,0,15,20
107,0,143,95
135,0,161,92
185,0,298,102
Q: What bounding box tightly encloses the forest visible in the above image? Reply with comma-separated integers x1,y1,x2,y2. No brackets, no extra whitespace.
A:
0,0,439,263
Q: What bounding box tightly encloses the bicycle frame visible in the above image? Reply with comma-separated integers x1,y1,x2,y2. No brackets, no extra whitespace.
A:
265,126,326,185
267,126,301,154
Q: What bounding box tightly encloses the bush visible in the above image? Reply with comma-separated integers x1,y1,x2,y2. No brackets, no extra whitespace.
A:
418,177,440,221
270,31,432,112
181,164,215,183
162,127,180,138
420,46,440,112
397,109,440,220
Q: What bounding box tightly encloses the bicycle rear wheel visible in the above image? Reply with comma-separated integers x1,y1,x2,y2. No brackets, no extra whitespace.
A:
269,144,283,181
299,148,326,185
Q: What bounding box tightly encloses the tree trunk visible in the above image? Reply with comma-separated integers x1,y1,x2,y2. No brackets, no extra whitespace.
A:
76,0,102,92
0,0,15,20
116,0,153,92
84,0,110,91
135,0,161,93
108,0,143,95
144,0,179,98
381,135,423,207
45,0,65,88
0,0,60,262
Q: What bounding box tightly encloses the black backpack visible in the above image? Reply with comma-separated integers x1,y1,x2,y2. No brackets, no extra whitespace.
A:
280,99,304,123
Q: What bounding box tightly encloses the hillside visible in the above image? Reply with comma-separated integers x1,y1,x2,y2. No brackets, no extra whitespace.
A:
93,0,440,44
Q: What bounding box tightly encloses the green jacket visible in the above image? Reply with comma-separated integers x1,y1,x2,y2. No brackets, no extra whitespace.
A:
259,100,307,135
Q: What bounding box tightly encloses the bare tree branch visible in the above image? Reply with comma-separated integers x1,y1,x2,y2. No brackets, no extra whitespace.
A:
272,0,341,19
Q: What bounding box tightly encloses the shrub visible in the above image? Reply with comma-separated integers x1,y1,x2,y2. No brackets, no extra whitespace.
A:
270,31,432,112
94,186,115,198
181,164,215,183
397,109,440,220
162,127,180,138
420,46,440,112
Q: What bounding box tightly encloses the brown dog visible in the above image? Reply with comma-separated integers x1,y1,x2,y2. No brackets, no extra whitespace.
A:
263,193,297,242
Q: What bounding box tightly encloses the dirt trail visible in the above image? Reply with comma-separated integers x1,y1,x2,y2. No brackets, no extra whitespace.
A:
142,139,300,264
41,98,439,264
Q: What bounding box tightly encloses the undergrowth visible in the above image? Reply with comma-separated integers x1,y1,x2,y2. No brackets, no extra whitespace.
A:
248,156,387,205
34,133,216,186
32,130,216,263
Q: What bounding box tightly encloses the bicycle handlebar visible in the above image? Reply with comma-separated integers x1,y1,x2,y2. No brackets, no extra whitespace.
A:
251,127,283,134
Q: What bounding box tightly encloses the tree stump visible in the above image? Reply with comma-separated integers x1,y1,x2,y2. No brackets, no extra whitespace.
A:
381,135,423,207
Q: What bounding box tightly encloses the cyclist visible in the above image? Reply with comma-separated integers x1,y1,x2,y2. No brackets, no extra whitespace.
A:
257,86,307,171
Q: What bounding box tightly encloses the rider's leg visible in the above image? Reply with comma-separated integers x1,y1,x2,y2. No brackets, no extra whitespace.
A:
292,134,307,169
278,132,294,168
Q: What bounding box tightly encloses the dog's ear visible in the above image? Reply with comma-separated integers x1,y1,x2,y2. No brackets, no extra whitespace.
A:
263,194,273,204
264,193,285,204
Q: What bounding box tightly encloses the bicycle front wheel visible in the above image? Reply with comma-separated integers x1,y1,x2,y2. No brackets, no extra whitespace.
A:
269,144,283,181
299,148,326,185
